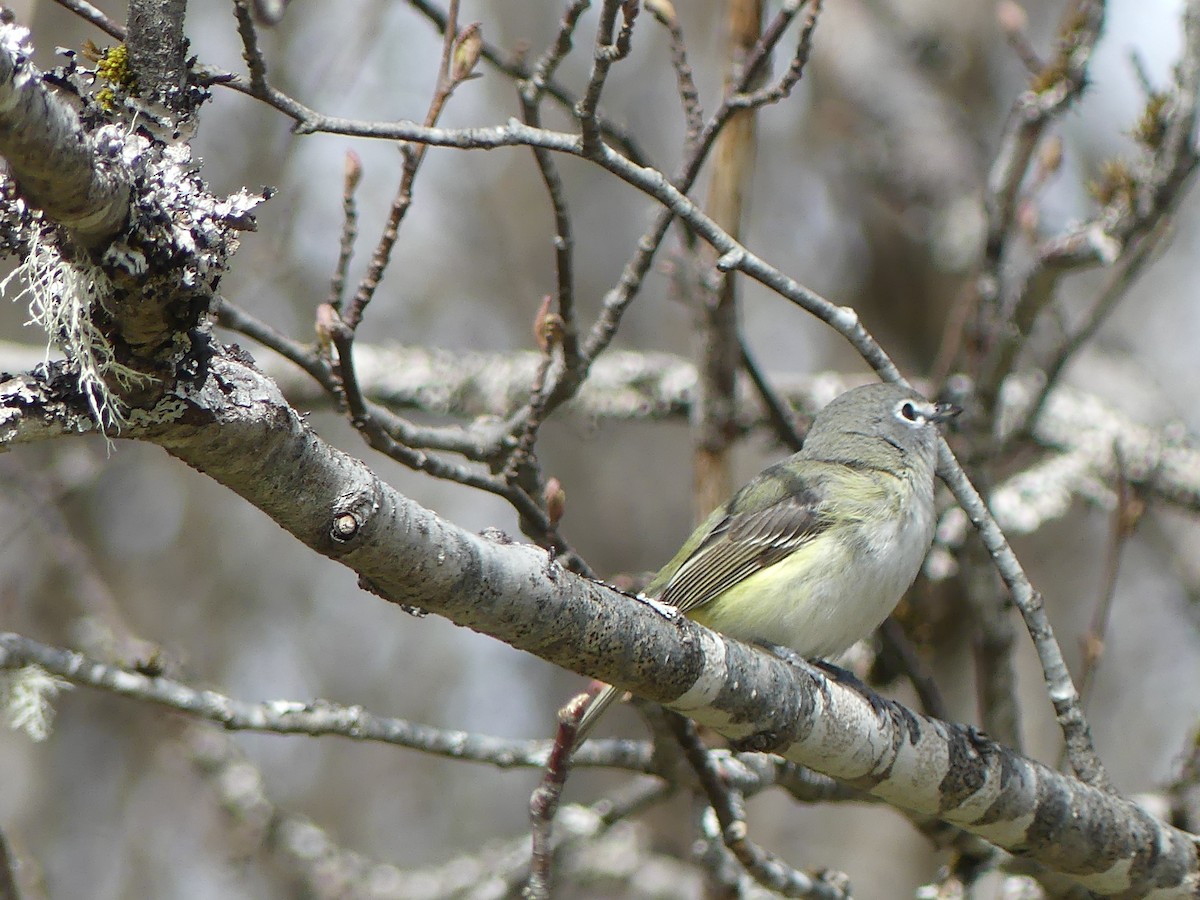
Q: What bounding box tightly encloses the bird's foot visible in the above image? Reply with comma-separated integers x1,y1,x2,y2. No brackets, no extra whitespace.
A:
754,640,807,671
813,659,892,719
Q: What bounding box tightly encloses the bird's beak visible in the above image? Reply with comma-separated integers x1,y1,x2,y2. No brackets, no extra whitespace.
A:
931,402,962,424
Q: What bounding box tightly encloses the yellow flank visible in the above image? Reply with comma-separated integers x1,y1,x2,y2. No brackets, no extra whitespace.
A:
688,531,839,636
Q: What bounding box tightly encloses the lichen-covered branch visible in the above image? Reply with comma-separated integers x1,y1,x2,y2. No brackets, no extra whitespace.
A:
0,351,1192,895
0,25,130,245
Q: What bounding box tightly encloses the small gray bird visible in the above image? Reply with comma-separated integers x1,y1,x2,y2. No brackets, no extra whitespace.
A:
577,381,958,737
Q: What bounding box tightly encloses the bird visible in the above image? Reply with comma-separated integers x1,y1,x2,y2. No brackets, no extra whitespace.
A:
575,381,959,739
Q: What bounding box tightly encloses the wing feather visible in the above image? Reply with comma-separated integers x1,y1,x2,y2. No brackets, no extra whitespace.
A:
657,488,828,615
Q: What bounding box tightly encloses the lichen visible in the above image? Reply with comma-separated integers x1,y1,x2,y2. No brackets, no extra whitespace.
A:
1,228,153,433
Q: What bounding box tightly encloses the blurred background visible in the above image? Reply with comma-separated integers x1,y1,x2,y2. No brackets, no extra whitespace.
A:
2,0,1200,897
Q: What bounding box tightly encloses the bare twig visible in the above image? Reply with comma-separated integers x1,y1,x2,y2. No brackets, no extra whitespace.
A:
1020,189,1175,438
667,714,851,899
326,315,589,569
727,0,823,112
0,631,650,769
738,334,804,451
326,149,362,314
519,4,585,366
964,540,1024,752
974,0,1106,381
523,0,590,104
341,2,473,331
232,0,269,95
877,618,950,722
526,694,588,899
937,440,1108,789
51,0,125,39
1076,447,1144,709
647,0,705,145
577,0,639,156
404,0,649,165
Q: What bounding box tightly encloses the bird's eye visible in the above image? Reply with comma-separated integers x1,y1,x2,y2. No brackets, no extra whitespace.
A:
899,401,918,422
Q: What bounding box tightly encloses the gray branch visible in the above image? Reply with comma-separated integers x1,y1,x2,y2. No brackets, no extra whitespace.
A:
0,351,1192,896
126,0,191,115
0,631,651,772
0,24,130,245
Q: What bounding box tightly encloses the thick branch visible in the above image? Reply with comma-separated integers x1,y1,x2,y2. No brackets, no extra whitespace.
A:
1,351,1192,895
0,25,130,245
126,0,191,115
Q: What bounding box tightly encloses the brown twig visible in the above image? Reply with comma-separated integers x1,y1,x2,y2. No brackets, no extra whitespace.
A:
326,150,362,315
341,1,474,331
404,0,649,165
964,0,1106,397
519,5,585,368
1076,446,1144,709
526,694,589,899
878,617,950,722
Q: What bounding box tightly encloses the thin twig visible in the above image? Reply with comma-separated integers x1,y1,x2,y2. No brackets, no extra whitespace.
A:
646,0,705,146
524,0,591,107
232,0,269,96
216,297,335,387
51,0,125,39
326,150,361,314
577,0,638,155
342,0,467,331
519,9,582,365
1076,447,1143,708
936,439,1109,789
326,317,590,570
1020,215,1172,437
739,334,804,451
0,631,649,768
878,618,950,722
404,0,650,165
526,694,588,899
727,0,824,112
667,714,851,899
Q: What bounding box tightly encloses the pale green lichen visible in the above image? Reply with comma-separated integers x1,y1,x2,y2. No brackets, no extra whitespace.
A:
1,664,72,742
2,230,153,433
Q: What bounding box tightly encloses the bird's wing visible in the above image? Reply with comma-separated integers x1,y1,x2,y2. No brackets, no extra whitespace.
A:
656,487,829,616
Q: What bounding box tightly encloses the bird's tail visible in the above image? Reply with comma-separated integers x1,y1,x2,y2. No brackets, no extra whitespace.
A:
573,683,623,744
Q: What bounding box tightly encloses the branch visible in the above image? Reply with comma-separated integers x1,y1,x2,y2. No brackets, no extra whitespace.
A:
126,0,191,116
1,351,1191,895
0,631,650,771
0,23,130,246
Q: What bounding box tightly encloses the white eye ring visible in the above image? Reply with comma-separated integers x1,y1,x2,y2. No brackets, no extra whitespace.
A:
896,400,921,424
